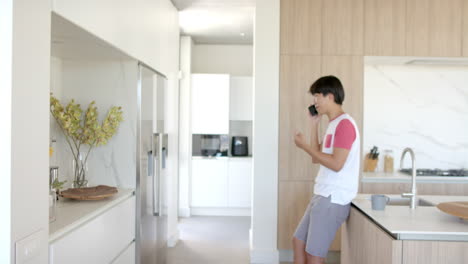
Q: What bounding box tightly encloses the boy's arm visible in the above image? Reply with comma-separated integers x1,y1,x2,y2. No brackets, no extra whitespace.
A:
303,145,350,172
310,125,321,164
296,118,355,171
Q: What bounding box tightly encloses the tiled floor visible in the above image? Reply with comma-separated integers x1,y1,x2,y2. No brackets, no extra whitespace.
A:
168,216,251,264
167,215,340,264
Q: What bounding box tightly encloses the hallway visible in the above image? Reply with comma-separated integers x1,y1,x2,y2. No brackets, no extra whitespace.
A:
168,216,251,264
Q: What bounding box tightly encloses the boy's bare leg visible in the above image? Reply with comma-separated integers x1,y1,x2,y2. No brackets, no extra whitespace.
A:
307,253,325,264
292,237,307,264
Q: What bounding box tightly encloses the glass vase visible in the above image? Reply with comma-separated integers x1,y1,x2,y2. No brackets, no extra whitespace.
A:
72,153,89,188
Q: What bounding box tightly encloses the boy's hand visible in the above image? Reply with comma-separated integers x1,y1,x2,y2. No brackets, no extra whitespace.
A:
308,111,321,126
294,132,307,149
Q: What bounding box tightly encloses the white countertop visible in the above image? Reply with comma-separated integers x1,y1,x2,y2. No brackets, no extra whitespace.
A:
352,194,468,241
49,188,134,243
192,156,252,160
361,171,468,183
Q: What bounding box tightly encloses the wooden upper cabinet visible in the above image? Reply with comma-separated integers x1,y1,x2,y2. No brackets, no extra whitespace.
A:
279,55,321,181
278,181,314,249
321,56,364,132
364,0,406,56
280,0,322,55
322,0,364,55
406,0,462,57
463,0,468,56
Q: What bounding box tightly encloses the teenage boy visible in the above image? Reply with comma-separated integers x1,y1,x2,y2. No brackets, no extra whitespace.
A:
292,76,360,264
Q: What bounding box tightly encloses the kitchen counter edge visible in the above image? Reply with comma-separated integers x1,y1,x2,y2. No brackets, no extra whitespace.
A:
49,188,135,243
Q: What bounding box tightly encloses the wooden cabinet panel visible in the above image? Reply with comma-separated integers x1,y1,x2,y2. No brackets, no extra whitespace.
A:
463,0,468,56
406,0,430,56
277,181,342,251
280,0,322,55
322,0,364,55
402,241,468,264
321,56,364,132
360,182,468,195
360,182,407,194
278,181,314,249
364,0,406,55
341,207,402,264
406,0,462,56
279,55,321,181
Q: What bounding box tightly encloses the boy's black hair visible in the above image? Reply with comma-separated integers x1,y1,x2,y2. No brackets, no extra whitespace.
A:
309,75,344,105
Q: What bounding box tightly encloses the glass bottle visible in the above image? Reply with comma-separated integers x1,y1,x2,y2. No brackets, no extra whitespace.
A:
384,149,394,173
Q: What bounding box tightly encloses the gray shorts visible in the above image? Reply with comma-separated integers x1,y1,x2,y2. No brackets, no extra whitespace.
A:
293,195,350,258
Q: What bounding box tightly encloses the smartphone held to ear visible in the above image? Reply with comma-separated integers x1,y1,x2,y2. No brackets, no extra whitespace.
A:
308,104,318,116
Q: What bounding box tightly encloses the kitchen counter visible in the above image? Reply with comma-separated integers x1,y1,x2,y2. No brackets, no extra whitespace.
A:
49,188,134,242
352,194,468,241
361,171,468,183
192,156,252,160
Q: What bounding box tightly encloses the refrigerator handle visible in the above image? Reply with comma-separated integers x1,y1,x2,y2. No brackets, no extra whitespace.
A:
147,150,153,176
153,133,161,216
161,147,167,169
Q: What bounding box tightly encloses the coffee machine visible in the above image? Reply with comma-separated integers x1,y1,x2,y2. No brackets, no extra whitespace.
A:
231,136,248,156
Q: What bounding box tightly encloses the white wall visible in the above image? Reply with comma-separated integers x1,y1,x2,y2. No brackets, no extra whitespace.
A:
251,0,280,263
166,71,181,246
364,64,468,170
52,0,179,76
8,0,51,263
192,44,253,76
53,0,181,247
178,36,194,218
0,0,13,263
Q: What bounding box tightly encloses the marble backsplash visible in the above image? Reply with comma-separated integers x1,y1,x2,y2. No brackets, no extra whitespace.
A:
364,64,468,170
50,58,138,188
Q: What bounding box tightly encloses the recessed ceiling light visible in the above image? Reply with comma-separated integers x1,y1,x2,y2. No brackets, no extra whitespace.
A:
240,33,245,37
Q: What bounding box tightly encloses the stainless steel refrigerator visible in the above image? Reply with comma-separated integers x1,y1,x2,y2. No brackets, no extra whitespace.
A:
136,63,168,264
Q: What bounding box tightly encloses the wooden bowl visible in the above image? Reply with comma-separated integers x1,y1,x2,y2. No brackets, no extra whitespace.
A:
436,201,468,220
60,185,118,201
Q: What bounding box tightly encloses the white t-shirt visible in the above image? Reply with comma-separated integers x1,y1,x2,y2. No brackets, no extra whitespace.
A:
314,113,361,205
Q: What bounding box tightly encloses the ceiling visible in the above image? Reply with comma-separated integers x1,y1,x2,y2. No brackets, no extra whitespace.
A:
171,0,255,45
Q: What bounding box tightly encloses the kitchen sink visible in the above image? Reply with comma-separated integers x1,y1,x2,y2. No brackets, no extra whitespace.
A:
387,197,435,207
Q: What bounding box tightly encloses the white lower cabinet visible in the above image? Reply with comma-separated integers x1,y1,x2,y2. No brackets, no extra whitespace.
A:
228,159,252,207
191,158,229,207
49,196,135,264
112,242,135,264
191,158,252,212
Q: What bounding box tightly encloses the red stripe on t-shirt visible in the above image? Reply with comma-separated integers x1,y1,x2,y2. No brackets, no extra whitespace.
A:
333,119,356,150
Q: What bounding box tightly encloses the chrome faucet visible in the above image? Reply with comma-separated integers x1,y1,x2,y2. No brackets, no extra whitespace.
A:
400,148,417,209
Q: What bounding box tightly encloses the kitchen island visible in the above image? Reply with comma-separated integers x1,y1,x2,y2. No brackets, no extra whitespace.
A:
341,194,468,264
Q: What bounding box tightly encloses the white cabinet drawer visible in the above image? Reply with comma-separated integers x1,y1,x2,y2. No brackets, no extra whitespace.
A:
228,159,252,207
111,241,135,264
50,196,135,264
191,159,229,207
